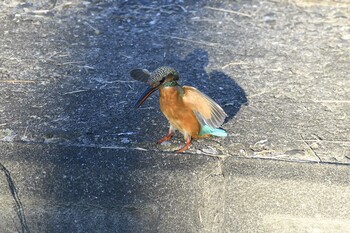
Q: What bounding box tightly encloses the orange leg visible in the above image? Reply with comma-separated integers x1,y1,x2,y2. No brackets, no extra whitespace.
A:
156,132,173,144
157,125,175,144
177,137,191,153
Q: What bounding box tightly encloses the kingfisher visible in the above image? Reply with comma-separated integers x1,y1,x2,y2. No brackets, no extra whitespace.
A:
130,66,228,153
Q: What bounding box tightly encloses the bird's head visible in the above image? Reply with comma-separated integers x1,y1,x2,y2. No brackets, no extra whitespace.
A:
130,66,179,108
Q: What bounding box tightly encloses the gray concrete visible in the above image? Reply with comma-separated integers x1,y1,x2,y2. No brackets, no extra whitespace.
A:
0,0,350,232
1,143,350,233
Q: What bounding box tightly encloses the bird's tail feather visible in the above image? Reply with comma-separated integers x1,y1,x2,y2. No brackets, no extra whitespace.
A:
199,125,227,137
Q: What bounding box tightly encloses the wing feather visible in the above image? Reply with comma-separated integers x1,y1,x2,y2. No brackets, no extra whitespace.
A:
182,86,227,129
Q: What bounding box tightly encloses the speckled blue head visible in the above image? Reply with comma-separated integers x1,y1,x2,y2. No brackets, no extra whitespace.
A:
130,66,179,86
130,66,180,108
150,66,179,84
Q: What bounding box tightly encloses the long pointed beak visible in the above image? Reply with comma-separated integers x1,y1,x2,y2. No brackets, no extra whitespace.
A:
134,85,160,108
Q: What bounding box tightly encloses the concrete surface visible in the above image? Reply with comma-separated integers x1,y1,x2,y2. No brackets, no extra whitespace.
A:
0,0,349,232
1,143,350,233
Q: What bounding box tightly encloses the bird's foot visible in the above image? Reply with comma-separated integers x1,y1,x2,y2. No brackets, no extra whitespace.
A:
176,138,191,153
156,132,173,144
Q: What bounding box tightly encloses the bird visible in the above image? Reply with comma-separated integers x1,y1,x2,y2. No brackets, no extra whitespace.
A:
130,66,228,153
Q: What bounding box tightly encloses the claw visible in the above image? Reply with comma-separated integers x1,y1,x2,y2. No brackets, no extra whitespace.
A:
157,132,173,144
177,137,191,153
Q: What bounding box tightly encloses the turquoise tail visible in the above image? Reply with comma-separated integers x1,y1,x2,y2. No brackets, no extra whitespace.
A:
199,125,228,137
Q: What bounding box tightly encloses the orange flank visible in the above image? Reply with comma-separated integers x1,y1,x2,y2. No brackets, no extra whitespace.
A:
160,86,201,138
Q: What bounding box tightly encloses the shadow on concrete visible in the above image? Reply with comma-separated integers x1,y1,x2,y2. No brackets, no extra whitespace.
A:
0,1,247,232
47,14,247,233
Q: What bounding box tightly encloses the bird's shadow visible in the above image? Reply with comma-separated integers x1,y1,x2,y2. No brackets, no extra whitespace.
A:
161,48,248,122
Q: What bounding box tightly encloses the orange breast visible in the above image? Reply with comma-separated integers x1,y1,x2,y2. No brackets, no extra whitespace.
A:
159,87,200,139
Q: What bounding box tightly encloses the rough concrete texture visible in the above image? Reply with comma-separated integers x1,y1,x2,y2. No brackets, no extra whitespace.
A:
1,144,350,233
0,0,349,232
